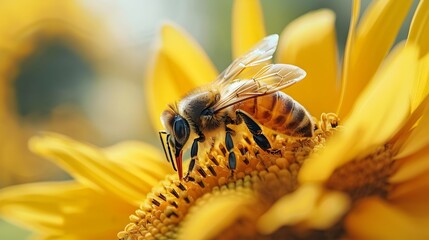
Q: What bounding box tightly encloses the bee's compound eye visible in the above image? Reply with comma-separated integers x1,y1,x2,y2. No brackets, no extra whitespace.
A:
173,116,190,146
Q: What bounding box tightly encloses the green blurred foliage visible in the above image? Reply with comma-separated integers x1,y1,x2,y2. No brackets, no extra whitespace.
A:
0,219,31,240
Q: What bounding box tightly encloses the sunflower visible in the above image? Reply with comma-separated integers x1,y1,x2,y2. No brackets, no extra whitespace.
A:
0,134,173,239
1,0,429,239
0,0,113,187
128,0,429,239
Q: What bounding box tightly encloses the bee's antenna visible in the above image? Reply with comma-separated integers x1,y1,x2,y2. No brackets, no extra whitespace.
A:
159,131,177,171
166,134,177,172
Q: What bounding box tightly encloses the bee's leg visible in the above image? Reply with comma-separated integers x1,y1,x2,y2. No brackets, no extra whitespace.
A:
184,135,205,181
225,127,236,172
236,110,278,154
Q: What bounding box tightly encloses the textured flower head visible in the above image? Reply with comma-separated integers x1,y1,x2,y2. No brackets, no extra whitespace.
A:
1,0,429,239
122,0,429,239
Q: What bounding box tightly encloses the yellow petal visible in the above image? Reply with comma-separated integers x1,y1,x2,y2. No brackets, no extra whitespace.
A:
300,44,419,183
305,189,350,229
0,0,110,53
391,95,429,147
277,9,339,116
395,101,429,159
408,0,429,58
0,181,133,239
232,0,266,58
29,133,171,205
390,148,429,183
160,23,218,87
35,235,95,240
390,168,429,202
258,184,349,233
146,52,184,131
258,184,320,234
337,0,360,115
411,53,429,111
393,179,429,215
339,0,414,117
390,173,429,222
104,141,174,186
146,23,218,130
346,197,429,240
178,188,256,240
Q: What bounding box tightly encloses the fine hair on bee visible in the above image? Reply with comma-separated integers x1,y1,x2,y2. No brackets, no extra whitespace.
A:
159,34,314,180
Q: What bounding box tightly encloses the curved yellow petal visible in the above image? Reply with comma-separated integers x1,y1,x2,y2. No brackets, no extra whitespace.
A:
390,168,429,202
300,44,419,183
29,133,171,206
0,0,110,51
396,101,429,159
408,0,429,58
258,184,320,234
337,0,360,116
232,0,266,58
305,189,350,229
160,23,218,87
258,184,349,233
411,53,429,111
0,181,133,239
34,235,97,240
30,235,72,240
103,140,174,186
390,148,429,183
277,9,339,116
178,188,256,240
146,23,218,130
146,51,185,131
391,177,429,221
389,174,429,232
346,197,429,240
339,0,414,117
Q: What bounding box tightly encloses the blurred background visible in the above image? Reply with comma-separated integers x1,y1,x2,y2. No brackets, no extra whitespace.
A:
0,0,417,238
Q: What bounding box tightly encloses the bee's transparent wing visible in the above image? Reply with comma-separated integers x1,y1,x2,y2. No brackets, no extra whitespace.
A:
215,34,279,85
213,64,306,112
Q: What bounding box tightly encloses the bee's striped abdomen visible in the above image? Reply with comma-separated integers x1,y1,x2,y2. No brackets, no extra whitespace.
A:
235,92,314,137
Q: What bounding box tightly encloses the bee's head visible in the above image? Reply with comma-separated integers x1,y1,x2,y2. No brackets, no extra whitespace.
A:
161,109,190,179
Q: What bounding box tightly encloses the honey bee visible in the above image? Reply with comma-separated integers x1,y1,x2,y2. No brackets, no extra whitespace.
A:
159,34,314,180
